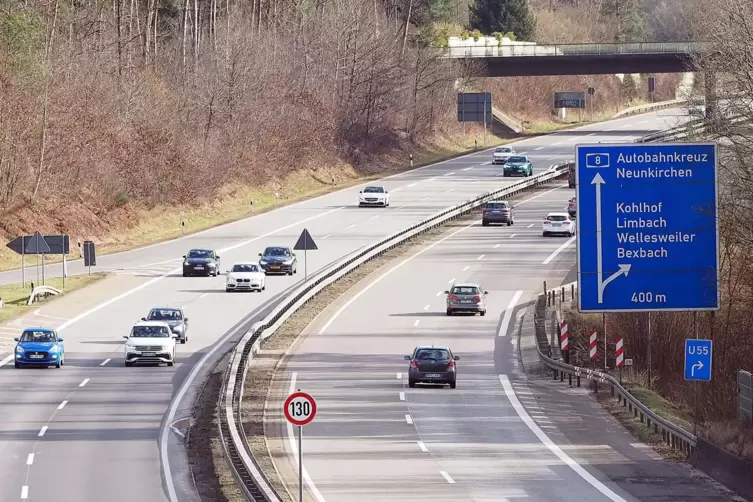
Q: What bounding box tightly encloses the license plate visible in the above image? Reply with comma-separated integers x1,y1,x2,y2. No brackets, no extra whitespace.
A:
142,352,155,357
553,223,562,227
425,374,441,378
271,266,280,270
30,354,44,359
194,265,204,269
460,299,473,303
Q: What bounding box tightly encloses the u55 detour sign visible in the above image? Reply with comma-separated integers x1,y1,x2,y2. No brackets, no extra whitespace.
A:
576,143,719,312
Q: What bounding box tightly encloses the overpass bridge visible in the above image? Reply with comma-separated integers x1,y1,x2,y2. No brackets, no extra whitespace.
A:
441,41,707,77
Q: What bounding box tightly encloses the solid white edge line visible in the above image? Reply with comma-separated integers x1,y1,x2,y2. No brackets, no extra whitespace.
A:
498,291,524,337
100,358,111,366
26,453,34,465
417,441,429,452
440,471,456,484
399,392,405,401
38,426,47,437
57,400,68,410
79,378,89,387
21,486,28,499
405,414,413,424
542,235,576,265
499,375,627,502
286,372,327,502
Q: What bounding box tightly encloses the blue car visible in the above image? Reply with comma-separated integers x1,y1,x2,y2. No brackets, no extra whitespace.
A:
14,328,65,368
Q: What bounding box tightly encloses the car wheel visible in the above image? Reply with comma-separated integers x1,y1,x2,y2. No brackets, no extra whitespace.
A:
182,271,188,277
125,361,132,367
480,310,486,316
449,380,456,389
262,284,266,291
482,220,489,227
408,380,416,388
55,361,61,368
60,356,64,366
446,309,453,316
507,221,512,226
358,203,363,207
543,232,548,237
167,361,174,367
180,339,186,344
14,362,20,369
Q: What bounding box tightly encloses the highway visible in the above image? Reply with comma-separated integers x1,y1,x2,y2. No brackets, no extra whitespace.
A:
268,182,735,501
0,108,687,502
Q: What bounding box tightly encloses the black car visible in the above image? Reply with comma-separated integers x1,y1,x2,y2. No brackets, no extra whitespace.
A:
258,246,297,275
482,200,515,226
405,345,459,389
182,249,220,277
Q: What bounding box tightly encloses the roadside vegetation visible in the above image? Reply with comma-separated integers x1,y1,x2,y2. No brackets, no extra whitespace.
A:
562,0,753,465
0,0,691,273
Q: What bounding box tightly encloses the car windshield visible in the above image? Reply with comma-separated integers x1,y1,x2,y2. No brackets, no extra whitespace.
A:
187,249,213,258
232,264,259,272
131,325,171,338
508,156,526,163
148,309,182,321
495,147,512,153
415,348,451,360
264,247,290,257
570,198,576,203
487,202,507,209
547,215,568,222
363,186,384,193
19,330,57,343
451,286,480,295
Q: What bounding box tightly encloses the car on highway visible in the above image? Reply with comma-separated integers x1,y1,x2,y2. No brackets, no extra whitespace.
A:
543,212,575,237
482,200,515,226
182,248,221,277
444,283,488,316
405,345,459,389
492,146,516,164
225,262,266,292
258,246,297,275
123,320,178,367
503,155,533,177
143,307,189,344
567,197,576,217
358,185,390,207
14,328,65,368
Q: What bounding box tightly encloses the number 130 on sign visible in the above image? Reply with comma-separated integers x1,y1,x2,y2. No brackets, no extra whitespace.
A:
284,392,317,426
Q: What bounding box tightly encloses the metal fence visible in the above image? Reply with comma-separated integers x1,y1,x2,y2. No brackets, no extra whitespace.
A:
439,42,706,59
740,370,753,425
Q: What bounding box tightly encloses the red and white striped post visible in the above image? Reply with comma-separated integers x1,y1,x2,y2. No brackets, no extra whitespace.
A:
589,330,598,392
560,322,569,351
615,336,624,384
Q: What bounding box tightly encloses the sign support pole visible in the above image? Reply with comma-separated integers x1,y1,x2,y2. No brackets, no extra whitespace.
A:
42,254,45,285
603,313,607,371
62,253,66,289
304,249,308,283
21,236,25,287
298,424,303,502
647,312,652,390
693,312,699,435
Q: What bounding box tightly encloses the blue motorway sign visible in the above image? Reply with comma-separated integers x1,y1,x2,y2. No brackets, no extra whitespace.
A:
576,143,719,312
684,339,712,381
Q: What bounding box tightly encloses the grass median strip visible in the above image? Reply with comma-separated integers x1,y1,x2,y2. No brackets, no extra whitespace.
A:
0,274,107,324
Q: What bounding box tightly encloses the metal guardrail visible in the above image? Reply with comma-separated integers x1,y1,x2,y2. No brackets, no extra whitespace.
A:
612,98,687,119
219,161,575,501
536,284,697,454
439,42,707,59
218,117,732,498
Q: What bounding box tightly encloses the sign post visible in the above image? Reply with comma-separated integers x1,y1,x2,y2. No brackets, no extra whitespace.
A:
685,339,712,433
576,143,720,312
293,229,318,282
284,391,317,502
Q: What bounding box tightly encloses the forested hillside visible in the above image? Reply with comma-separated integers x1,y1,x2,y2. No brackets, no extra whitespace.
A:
0,0,691,265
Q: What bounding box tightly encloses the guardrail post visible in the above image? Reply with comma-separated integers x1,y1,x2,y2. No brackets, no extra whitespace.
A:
561,287,564,303
571,284,575,300
577,376,581,387
560,371,564,382
568,374,572,386
543,281,547,296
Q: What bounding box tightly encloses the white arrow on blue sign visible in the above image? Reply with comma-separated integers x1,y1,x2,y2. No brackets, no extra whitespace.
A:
684,339,712,381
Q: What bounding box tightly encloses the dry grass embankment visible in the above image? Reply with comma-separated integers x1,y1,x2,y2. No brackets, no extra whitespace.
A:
0,274,106,323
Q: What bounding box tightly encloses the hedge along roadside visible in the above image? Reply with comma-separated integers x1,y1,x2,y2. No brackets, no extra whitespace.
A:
219,161,574,501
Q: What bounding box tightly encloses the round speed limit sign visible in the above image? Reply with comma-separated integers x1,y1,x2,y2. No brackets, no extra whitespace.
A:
284,391,317,426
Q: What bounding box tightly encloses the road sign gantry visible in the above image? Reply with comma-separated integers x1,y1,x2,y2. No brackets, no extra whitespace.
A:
575,143,720,312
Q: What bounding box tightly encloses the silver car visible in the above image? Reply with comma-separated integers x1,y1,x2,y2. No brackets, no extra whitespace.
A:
444,283,488,316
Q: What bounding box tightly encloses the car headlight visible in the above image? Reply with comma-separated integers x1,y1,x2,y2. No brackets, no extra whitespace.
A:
16,346,24,353
208,262,216,267
125,344,137,351
183,260,189,266
283,259,293,265
227,276,236,283
173,325,184,332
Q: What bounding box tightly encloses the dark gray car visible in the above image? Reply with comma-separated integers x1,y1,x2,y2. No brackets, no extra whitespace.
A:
258,246,298,275
143,307,189,344
405,346,459,388
482,200,515,226
182,249,220,277
568,197,576,217
445,283,488,315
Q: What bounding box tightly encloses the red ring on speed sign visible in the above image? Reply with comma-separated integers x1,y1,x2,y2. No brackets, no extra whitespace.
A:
284,392,317,426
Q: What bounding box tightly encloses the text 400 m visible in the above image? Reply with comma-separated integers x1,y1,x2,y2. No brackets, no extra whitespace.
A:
631,292,667,303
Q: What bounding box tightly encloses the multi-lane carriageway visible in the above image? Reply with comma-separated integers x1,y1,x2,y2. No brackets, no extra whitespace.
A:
0,108,700,502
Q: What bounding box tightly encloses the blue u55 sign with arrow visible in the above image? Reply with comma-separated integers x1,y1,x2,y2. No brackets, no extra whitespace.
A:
575,143,720,312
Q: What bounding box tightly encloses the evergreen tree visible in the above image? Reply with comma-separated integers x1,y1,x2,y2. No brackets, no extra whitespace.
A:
601,0,646,42
427,0,455,23
469,0,535,41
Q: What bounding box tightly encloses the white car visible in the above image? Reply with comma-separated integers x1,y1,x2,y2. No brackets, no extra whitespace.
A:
542,212,575,237
492,146,516,164
225,262,266,292
123,320,178,367
358,186,390,207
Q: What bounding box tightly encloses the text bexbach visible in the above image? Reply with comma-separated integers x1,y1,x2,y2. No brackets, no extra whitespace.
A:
615,151,705,179
615,201,697,258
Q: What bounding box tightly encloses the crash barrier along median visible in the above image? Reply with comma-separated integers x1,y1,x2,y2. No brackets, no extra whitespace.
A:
218,118,729,500
218,161,574,501
535,281,697,456
27,286,61,306
611,97,687,119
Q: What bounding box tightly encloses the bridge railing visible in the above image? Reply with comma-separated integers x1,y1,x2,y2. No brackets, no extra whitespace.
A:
440,42,706,58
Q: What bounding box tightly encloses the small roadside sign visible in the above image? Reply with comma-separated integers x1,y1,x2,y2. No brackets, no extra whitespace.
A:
284,391,317,426
684,339,712,381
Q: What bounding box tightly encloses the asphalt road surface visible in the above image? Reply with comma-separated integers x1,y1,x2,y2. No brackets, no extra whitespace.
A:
0,109,688,502
270,182,737,502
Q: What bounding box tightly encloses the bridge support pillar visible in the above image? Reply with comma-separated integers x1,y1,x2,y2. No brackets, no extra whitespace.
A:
704,71,717,122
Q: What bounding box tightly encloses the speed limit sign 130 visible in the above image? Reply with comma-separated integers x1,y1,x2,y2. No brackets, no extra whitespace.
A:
284,391,317,426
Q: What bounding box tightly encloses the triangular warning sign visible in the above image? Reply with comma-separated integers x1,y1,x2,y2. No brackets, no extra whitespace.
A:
293,229,318,251
25,231,51,254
